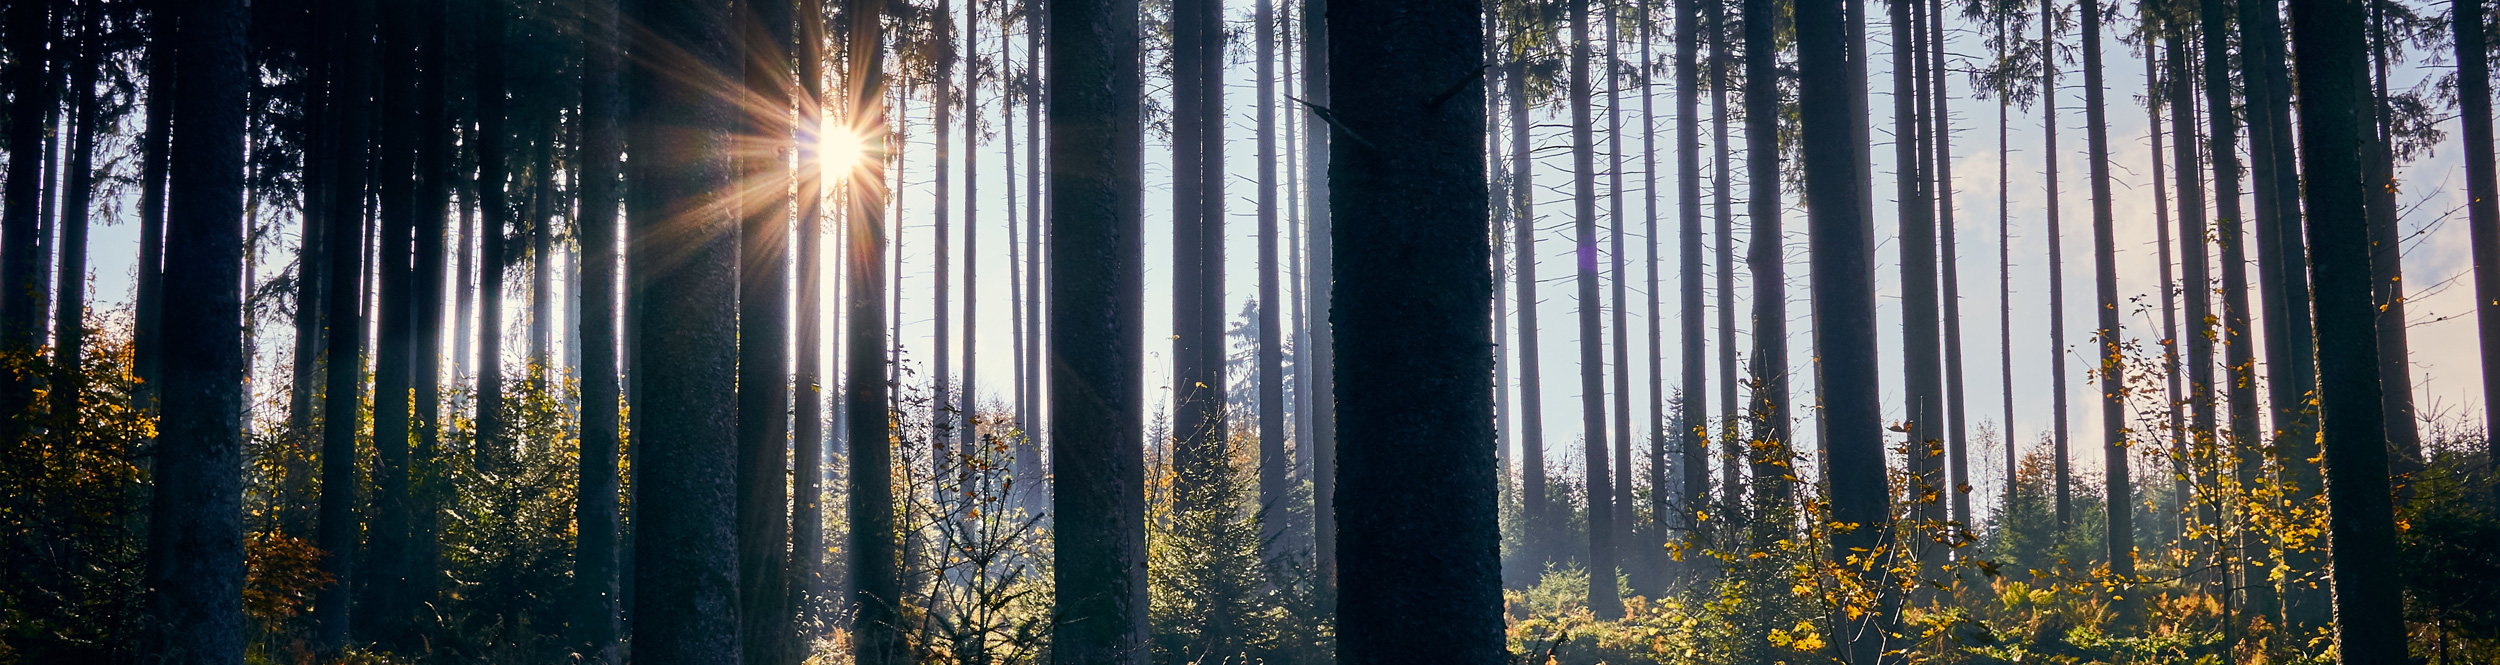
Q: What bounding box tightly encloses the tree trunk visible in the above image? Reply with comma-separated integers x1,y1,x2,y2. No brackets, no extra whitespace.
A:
365,0,419,643
49,0,98,431
1894,0,1946,577
2079,0,2136,586
962,0,983,457
1304,0,1336,600
134,0,174,406
1742,0,1790,538
841,0,901,658
2041,0,2072,529
1996,6,2015,509
1709,0,1740,530
933,0,956,451
0,0,54,439
1928,0,1969,537
314,0,377,645
1798,0,1890,655
412,0,451,617
2283,0,2408,657
1023,0,1047,510
1676,0,1710,553
1256,0,1287,560
476,0,511,463
1603,0,1637,586
1329,0,1501,659
789,0,828,637
1570,0,1623,620
2363,3,2419,468
736,0,795,660
2164,17,2217,589
146,0,250,659
1641,0,1672,574
2458,0,2500,500
2202,0,2276,620
1047,0,1147,658
1509,43,1551,566
627,0,743,659
2239,0,2326,627
575,0,624,657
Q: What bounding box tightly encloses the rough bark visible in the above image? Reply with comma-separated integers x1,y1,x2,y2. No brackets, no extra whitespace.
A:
1677,0,1711,552
1508,44,1551,563
1328,0,1501,660
2079,0,2134,582
841,0,902,656
2459,0,2500,495
1571,0,1624,620
1743,0,1791,537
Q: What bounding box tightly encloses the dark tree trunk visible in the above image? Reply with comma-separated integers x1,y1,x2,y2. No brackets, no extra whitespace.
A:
1927,0,1968,536
1171,0,1228,511
1256,0,1286,565
365,0,420,643
476,0,511,463
134,0,174,405
49,0,98,430
412,0,451,617
961,0,983,457
1303,0,1336,600
841,0,902,657
1742,0,1790,537
1798,0,1891,655
2460,0,2500,494
2284,0,2408,657
1570,0,1624,620
736,0,796,660
314,0,377,646
1709,0,1739,529
146,0,250,659
1604,1,1637,575
1892,0,1946,577
934,0,957,451
2240,0,2326,627
0,0,53,438
1022,0,1046,511
1048,0,1148,657
1508,45,1551,565
2203,0,2277,620
1677,0,1710,549
1996,7,2015,508
1328,0,1500,660
626,0,743,660
2041,0,2072,529
2362,4,2419,468
2079,0,2134,583
528,138,553,381
790,0,828,636
575,0,625,658
2164,19,2217,587
1640,0,1670,574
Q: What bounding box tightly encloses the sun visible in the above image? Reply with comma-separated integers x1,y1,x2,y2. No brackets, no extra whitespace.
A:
813,115,864,177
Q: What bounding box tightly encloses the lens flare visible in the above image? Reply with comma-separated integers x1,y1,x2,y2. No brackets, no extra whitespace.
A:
815,116,864,178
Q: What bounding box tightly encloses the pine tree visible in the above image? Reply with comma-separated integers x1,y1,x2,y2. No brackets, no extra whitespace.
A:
2459,0,2500,483
1570,0,1625,620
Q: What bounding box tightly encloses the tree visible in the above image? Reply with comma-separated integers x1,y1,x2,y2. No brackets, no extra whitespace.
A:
934,0,958,450
2239,0,2326,626
1641,0,1672,574
1928,0,1971,535
1798,0,1890,656
2039,0,2073,529
842,0,902,657
736,0,797,659
2076,0,2132,583
2202,0,2276,619
476,0,513,464
1893,0,1947,575
2460,0,2500,486
2161,5,2217,583
1172,0,1229,521
575,0,625,657
1048,0,1148,659
134,0,175,409
790,0,830,636
962,0,985,460
1507,12,1553,566
1742,0,1791,536
49,0,101,431
1678,0,1711,552
1570,0,1625,620
1711,0,1740,529
146,0,251,659
2283,0,2407,656
1256,0,1287,566
365,0,421,642
1304,0,1337,600
1329,0,1502,659
628,0,744,660
0,0,53,440
315,0,378,645
1603,0,1637,584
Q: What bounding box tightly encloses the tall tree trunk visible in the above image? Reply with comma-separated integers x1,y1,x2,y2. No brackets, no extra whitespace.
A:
1571,0,1624,620
737,0,796,659
1709,0,1740,529
1743,0,1790,539
2363,2,2419,468
962,0,983,456
2163,17,2217,588
790,0,828,636
1303,0,1336,600
2041,0,2073,529
1641,0,1671,574
314,0,377,645
1603,0,1638,583
2203,0,2276,620
146,0,250,658
1928,0,1969,537
1256,0,1287,559
1509,44,1552,566
412,0,452,617
531,138,555,383
2284,0,2408,657
1996,6,2015,508
2144,21,2184,551
627,0,743,659
1048,0,1147,658
2459,0,2500,497
1799,0,1892,654
934,0,957,451
842,0,901,657
0,0,53,438
2240,0,2326,627
575,0,625,657
476,0,511,463
1173,0,1228,511
2080,0,2136,586
1329,0,1501,659
1893,0,1945,579
134,0,174,407
1676,0,1710,552
365,0,419,643
49,0,98,430
1022,0,1046,506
